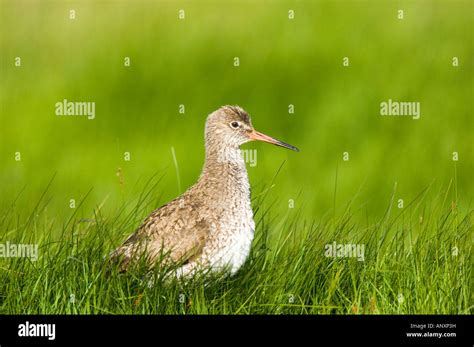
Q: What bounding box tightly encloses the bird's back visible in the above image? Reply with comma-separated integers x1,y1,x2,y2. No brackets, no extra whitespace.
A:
109,190,211,272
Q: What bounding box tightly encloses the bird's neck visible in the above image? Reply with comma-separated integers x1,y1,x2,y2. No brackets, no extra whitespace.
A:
204,144,245,169
198,145,250,198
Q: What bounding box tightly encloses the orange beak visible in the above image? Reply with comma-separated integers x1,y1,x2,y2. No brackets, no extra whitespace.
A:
248,130,299,152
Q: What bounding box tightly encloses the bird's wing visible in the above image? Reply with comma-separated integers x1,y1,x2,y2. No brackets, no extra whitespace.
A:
110,197,212,271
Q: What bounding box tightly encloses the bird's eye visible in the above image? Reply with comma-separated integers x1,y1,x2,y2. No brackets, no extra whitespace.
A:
230,121,240,129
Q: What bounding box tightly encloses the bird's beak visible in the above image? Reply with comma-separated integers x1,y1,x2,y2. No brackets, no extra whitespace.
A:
248,130,299,152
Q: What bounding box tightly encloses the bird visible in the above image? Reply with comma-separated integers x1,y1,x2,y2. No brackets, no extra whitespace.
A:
110,105,299,278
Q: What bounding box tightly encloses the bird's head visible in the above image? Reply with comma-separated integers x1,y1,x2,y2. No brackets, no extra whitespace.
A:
205,105,299,152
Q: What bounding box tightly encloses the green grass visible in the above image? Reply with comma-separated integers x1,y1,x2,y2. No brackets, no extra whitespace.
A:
0,174,471,314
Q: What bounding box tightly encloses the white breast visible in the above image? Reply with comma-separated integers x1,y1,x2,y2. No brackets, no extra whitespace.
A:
209,211,255,274
202,168,255,275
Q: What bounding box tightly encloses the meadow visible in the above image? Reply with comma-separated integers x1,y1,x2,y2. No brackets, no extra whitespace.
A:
0,0,472,314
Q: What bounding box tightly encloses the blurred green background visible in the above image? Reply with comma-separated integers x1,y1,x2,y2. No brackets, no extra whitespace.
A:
0,0,472,224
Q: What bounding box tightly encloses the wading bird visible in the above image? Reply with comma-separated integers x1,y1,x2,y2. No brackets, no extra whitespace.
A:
110,106,299,278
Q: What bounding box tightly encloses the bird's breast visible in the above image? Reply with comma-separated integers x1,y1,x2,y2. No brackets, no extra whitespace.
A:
195,161,255,274
202,182,255,274
206,205,255,274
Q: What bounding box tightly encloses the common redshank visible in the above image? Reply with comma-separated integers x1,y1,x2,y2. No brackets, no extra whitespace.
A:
110,106,299,277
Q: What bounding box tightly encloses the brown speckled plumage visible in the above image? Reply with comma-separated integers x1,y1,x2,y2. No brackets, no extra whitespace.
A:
110,106,298,277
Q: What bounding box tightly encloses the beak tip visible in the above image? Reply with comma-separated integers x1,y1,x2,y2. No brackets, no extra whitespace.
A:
289,145,300,152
